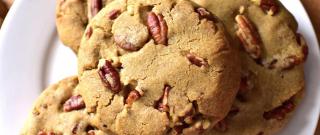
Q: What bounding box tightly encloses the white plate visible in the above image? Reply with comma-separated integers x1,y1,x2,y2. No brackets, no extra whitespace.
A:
0,0,319,134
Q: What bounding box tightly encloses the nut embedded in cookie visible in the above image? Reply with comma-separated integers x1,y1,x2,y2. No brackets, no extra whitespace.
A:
88,0,102,19
186,53,209,67
98,59,121,93
236,15,262,60
155,85,171,112
108,9,121,20
63,95,85,112
125,90,141,106
37,131,56,135
263,99,295,120
260,0,279,16
147,12,168,45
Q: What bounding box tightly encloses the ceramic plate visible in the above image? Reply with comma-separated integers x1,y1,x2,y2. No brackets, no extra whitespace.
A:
0,0,319,134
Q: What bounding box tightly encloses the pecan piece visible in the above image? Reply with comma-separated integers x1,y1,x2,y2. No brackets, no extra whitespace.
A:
63,95,85,112
126,90,141,106
236,15,262,59
237,71,254,102
88,130,95,135
98,60,121,93
147,12,168,45
86,27,93,39
88,0,102,19
156,85,171,112
108,9,121,20
72,124,79,134
262,34,308,70
38,131,55,135
281,56,302,70
186,53,208,67
263,100,295,120
260,0,279,15
296,33,308,62
196,8,217,22
214,119,227,132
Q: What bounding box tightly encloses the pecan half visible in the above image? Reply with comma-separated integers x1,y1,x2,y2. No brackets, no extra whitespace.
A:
156,85,171,112
263,100,295,120
108,9,121,20
186,53,208,67
88,0,102,19
147,12,168,45
236,15,262,59
63,95,85,112
98,60,121,93
214,119,227,132
126,90,141,106
38,131,55,135
260,0,279,15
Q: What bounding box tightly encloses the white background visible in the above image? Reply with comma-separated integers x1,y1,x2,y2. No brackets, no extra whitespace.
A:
0,0,319,134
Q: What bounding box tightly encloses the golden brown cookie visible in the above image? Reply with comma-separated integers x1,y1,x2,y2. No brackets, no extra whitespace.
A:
190,0,308,134
21,76,112,135
77,0,241,134
0,0,8,27
56,0,114,53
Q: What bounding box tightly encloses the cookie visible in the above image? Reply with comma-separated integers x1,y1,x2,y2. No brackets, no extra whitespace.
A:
0,0,8,27
21,76,110,135
3,0,13,7
56,0,113,53
77,0,241,134
190,0,308,134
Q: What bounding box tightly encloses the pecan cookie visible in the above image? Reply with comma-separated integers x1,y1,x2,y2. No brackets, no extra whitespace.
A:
56,0,113,53
0,0,8,27
21,77,112,135
77,0,241,134
191,0,308,134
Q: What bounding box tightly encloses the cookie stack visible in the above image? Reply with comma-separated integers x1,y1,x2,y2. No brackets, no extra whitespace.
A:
21,0,308,135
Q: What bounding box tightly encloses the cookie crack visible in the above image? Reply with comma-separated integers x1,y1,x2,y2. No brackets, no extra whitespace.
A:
105,94,116,107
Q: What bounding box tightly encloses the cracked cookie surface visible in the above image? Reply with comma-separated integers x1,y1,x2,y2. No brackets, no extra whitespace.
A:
21,76,111,135
77,0,241,134
56,0,113,53
190,0,307,134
